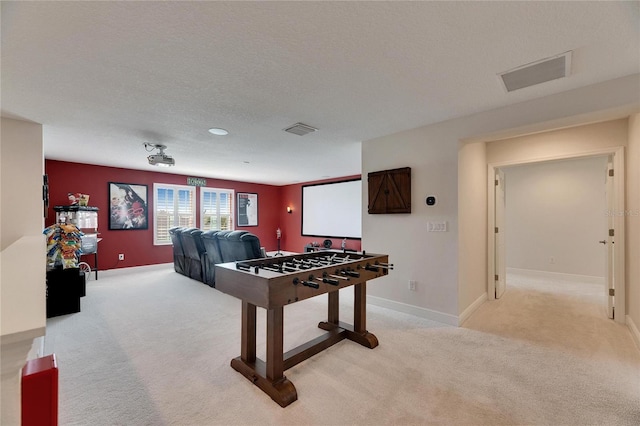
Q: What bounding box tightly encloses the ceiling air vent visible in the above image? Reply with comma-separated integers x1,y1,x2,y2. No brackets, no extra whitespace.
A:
284,122,318,136
499,51,572,92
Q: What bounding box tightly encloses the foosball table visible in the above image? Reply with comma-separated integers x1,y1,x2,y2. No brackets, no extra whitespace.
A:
215,250,392,407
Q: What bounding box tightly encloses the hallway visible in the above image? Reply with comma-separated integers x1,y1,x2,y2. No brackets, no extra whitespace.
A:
465,270,638,363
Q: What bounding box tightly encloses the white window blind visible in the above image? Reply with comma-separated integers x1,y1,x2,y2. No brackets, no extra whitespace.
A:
154,183,195,245
200,188,234,231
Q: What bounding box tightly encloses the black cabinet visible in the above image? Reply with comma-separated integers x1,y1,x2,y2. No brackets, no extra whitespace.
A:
46,268,85,318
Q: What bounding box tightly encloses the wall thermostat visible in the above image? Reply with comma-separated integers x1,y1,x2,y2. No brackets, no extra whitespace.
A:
426,196,436,206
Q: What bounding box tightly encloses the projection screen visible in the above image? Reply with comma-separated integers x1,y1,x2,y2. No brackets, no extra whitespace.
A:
301,179,362,239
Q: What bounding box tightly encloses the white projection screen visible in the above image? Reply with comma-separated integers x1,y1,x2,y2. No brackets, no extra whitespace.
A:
302,179,362,239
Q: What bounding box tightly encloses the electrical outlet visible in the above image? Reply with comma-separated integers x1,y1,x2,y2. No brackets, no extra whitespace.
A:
408,280,417,291
550,256,555,264
118,253,125,261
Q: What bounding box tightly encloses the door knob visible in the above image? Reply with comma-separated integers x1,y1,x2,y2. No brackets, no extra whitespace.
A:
599,240,607,244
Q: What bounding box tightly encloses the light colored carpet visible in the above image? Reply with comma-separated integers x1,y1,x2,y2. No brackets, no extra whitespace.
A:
43,265,640,425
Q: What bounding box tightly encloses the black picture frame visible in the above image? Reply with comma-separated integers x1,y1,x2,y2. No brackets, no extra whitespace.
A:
237,192,258,227
108,182,149,230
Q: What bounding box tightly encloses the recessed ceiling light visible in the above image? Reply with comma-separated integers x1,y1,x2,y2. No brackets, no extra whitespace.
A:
208,127,229,136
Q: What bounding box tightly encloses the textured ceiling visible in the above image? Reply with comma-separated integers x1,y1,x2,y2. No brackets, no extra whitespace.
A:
2,1,639,185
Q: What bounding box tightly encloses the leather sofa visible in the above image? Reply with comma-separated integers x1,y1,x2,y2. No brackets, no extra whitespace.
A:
173,228,263,287
180,228,206,282
200,230,225,286
168,227,186,274
238,232,263,260
217,230,263,263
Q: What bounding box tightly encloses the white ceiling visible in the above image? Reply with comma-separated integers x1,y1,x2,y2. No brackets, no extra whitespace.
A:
2,1,639,185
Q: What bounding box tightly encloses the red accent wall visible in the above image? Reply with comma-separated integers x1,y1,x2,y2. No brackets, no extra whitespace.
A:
280,175,362,253
45,160,360,270
45,160,282,270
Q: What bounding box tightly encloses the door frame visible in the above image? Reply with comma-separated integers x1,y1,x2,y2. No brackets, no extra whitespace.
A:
494,168,506,299
606,156,615,318
487,146,626,323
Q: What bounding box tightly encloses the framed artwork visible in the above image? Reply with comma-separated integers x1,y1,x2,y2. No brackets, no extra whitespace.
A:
109,182,148,230
237,192,258,226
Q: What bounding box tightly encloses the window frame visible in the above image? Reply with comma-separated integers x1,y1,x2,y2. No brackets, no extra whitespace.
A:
200,187,235,232
153,183,196,245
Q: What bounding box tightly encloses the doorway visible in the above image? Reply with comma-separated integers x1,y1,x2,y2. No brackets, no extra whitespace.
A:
487,147,626,323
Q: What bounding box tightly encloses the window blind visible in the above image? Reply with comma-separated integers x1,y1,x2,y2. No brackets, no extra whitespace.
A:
154,184,195,245
200,188,234,231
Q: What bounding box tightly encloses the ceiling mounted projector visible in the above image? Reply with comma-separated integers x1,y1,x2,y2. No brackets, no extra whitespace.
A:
144,143,175,167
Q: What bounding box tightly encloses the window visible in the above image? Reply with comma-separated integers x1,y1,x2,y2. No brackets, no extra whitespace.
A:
153,183,195,245
201,188,234,231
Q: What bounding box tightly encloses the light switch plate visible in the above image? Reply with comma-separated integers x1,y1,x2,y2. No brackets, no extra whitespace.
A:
427,221,447,232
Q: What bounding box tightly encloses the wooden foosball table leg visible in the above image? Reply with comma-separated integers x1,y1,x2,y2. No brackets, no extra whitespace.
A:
354,282,366,333
327,290,339,325
318,283,378,349
231,303,297,407
241,301,256,362
266,308,284,381
352,282,378,348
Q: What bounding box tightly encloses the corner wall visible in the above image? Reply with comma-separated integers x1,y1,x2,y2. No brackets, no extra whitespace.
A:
1,117,46,425
1,117,46,337
457,141,487,321
627,113,640,347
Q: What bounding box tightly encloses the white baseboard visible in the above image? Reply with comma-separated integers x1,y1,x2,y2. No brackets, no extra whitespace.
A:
507,267,604,285
459,292,487,326
100,262,174,277
627,315,640,351
367,295,458,326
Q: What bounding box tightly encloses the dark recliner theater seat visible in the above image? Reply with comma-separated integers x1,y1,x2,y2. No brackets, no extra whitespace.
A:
200,230,223,287
216,230,264,263
174,228,263,285
168,226,186,275
181,228,206,282
178,227,197,278
216,230,249,263
239,232,263,260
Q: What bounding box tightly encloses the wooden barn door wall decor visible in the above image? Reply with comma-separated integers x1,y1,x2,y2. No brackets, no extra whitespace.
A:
367,167,411,214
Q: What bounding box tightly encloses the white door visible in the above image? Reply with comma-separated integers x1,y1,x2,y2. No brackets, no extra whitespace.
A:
495,169,506,298
605,157,615,318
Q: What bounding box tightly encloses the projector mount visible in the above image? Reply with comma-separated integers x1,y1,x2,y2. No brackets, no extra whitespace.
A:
144,143,175,167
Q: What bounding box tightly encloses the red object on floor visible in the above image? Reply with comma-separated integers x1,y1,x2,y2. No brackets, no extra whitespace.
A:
21,354,58,426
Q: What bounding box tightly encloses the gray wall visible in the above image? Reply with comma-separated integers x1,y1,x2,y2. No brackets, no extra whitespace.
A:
503,156,608,277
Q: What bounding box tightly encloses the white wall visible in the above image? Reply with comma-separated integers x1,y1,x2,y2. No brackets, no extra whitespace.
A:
1,117,46,336
486,119,628,165
363,74,639,325
362,129,460,325
503,156,608,278
486,119,629,317
627,113,640,346
1,117,46,425
457,141,487,321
